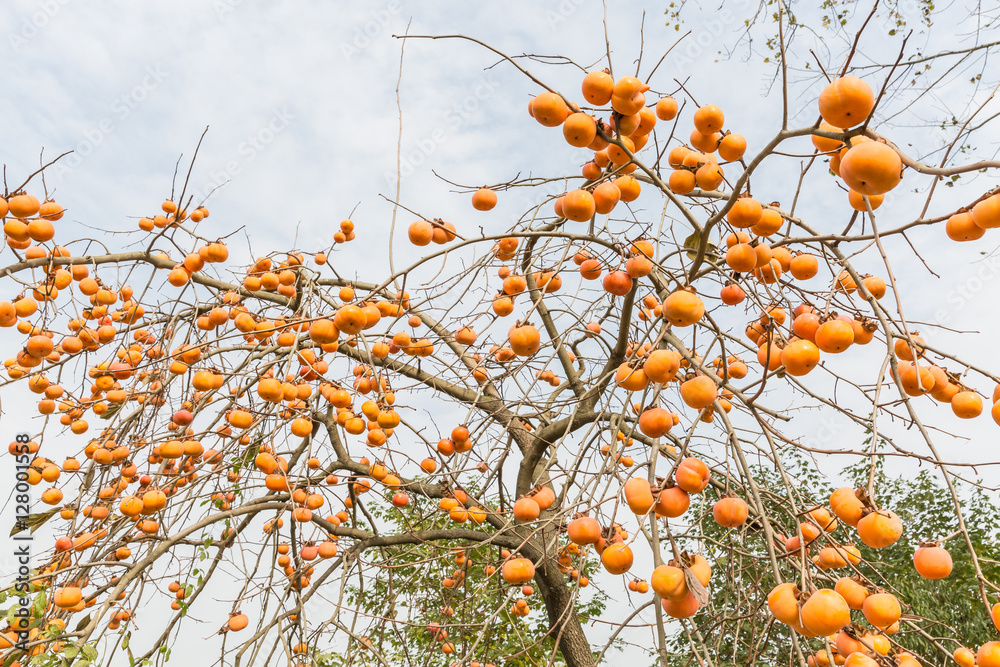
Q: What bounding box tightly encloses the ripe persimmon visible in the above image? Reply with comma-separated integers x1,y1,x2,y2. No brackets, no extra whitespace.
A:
563,113,597,147
913,542,953,579
581,70,614,105
562,189,596,222
818,76,875,127
600,543,633,575
856,509,903,549
472,187,497,211
674,457,711,493
679,375,717,410
718,133,746,161
839,141,903,196
799,589,850,636
407,220,434,246
567,516,601,545
693,104,725,134
531,92,569,127
655,96,678,120
712,495,748,527
502,557,535,584
662,290,704,327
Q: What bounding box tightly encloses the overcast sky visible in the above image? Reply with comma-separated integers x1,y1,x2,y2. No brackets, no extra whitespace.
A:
2,1,999,664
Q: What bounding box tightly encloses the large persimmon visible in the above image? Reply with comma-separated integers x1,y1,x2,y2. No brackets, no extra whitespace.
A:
952,390,983,419
712,495,748,527
753,208,783,236
334,305,366,335
679,375,717,410
725,243,757,272
655,96,678,120
767,582,802,625
972,193,1000,229
610,76,648,116
947,211,985,241
567,516,601,545
592,181,621,214
661,592,699,619
693,104,725,134
663,290,704,327
818,76,875,127
601,543,634,574
563,113,597,147
603,270,633,296
780,339,820,376
913,543,952,579
718,133,746,161
834,576,869,610
829,487,865,527
668,169,696,194
581,70,613,105
615,175,641,201
862,592,900,629
799,589,851,636
623,478,655,514
856,509,902,549
509,324,541,356
812,121,844,153
814,319,854,353
530,92,569,127
562,189,596,222
638,407,673,438
512,496,540,522
7,193,40,218
502,557,535,584
614,365,648,396
839,141,903,195
407,220,434,246
789,253,819,280
654,486,690,518
674,457,711,493
651,564,687,601
471,187,497,211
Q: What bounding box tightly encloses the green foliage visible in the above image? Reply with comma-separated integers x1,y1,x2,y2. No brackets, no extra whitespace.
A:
660,451,1000,666
843,460,1000,658
336,491,608,666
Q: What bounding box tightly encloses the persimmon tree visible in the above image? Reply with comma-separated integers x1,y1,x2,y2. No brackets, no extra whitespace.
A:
3,8,1000,667
670,454,1000,664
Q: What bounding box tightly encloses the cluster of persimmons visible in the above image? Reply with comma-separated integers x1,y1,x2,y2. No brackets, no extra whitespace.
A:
0,58,998,667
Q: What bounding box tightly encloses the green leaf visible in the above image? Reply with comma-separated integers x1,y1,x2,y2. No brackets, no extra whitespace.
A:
31,592,46,617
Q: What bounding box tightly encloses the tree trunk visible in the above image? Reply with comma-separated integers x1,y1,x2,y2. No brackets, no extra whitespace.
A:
535,559,596,667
